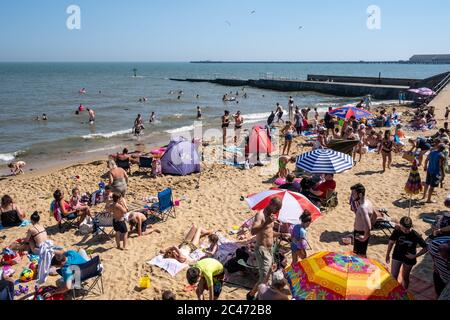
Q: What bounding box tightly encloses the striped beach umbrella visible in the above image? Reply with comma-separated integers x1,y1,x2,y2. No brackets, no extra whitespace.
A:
296,149,354,174
285,252,413,300
245,189,321,224
329,105,374,120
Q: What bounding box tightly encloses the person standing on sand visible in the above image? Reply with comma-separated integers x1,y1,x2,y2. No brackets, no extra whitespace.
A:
350,184,373,257
247,197,283,301
267,111,276,127
222,110,231,146
112,193,128,250
445,106,450,121
423,144,446,204
288,96,294,121
378,130,394,173
234,111,244,145
107,160,129,196
275,103,284,124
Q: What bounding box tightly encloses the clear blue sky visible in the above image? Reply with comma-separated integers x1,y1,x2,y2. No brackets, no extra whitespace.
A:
1,0,449,62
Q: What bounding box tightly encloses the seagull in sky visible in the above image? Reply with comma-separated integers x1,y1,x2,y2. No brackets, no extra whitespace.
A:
251,10,256,14
225,20,231,27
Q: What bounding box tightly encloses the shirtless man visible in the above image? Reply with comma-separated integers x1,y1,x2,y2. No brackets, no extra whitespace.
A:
111,193,128,250
128,211,160,237
247,197,283,300
87,108,95,124
8,161,26,175
350,184,373,257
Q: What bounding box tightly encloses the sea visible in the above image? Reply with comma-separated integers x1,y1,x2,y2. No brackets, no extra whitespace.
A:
1,62,450,173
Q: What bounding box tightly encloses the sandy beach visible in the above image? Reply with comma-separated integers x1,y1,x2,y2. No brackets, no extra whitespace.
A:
1,100,449,300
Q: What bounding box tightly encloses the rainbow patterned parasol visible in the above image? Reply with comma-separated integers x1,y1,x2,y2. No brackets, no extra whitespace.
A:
285,252,413,300
405,159,423,195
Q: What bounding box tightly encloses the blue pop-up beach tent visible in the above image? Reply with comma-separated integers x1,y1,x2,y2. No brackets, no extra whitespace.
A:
161,137,201,176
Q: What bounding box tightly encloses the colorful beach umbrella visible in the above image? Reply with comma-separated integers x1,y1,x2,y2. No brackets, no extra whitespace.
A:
245,189,321,224
329,105,374,120
408,87,436,96
296,149,354,174
404,159,423,217
285,252,413,300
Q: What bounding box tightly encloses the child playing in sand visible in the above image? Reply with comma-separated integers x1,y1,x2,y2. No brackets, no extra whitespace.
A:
385,217,428,289
277,156,296,179
127,211,161,237
8,161,26,175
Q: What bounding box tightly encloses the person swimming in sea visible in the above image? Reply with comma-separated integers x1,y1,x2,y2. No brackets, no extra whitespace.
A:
42,114,48,121
87,108,96,124
149,112,156,123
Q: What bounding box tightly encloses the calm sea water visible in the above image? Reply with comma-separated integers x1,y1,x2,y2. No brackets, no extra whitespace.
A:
1,62,449,169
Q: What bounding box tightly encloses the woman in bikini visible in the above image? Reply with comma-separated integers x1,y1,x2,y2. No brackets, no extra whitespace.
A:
11,212,47,254
222,111,231,146
0,195,26,227
161,225,218,264
379,130,394,173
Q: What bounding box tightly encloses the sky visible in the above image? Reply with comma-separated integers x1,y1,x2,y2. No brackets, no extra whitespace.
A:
0,0,449,62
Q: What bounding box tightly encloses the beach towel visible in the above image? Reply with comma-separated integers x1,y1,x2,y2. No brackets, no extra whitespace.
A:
0,219,31,230
37,240,55,285
223,146,244,157
147,255,189,277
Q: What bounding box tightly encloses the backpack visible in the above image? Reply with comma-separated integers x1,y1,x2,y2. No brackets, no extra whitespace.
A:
224,247,250,274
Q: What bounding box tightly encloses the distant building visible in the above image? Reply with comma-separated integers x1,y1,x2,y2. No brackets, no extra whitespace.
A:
409,54,450,64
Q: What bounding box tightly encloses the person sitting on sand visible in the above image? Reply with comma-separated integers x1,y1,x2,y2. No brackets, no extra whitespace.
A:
53,189,90,227
127,211,161,237
112,193,128,250
116,148,139,165
186,258,225,300
313,128,328,150
279,174,301,193
8,161,26,176
257,270,290,301
291,212,312,264
10,211,47,254
310,174,336,201
1,195,26,227
277,156,296,179
386,217,428,289
107,160,129,197
161,225,219,264
45,249,89,298
408,137,433,166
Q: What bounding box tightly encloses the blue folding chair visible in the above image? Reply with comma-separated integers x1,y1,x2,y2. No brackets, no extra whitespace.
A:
152,188,176,222
0,281,14,301
57,256,104,300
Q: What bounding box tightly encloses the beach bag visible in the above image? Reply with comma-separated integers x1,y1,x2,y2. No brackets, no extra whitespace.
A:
224,247,250,274
79,217,94,235
33,286,65,301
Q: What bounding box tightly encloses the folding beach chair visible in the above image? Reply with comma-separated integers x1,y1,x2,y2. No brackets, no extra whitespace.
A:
116,158,132,174
58,256,104,300
0,281,14,301
92,213,115,243
138,156,153,174
151,188,176,222
50,201,78,232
